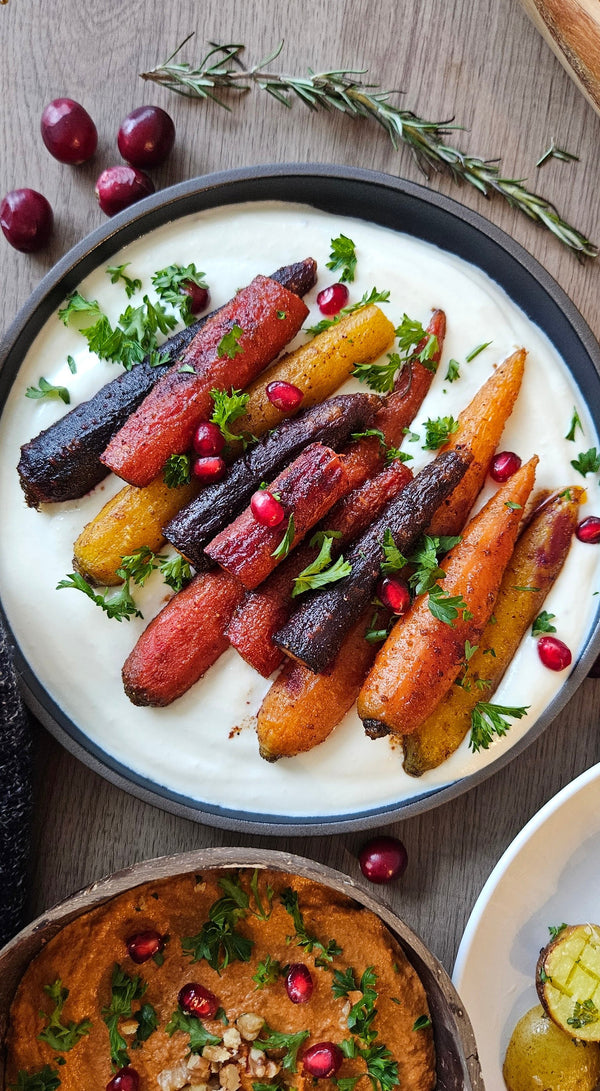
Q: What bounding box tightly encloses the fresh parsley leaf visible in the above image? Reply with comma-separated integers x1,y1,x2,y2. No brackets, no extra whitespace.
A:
464,640,478,662
394,313,426,351
412,1015,432,1031
354,314,439,392
37,979,91,1052
152,263,208,325
217,324,244,359
361,1042,399,1091
254,1027,310,1072
331,966,357,998
427,585,471,626
365,623,392,644
25,377,70,405
178,363,195,374
305,288,390,336
271,513,296,560
210,387,251,444
566,407,583,442
106,263,142,299
465,340,492,362
347,966,378,1044
532,610,557,636
406,533,461,595
66,355,77,374
181,873,253,972
280,887,342,967
469,701,530,752
166,1008,221,1051
101,964,147,1068
385,446,412,463
380,528,407,576
57,291,101,326
568,998,599,1029
548,922,567,939
326,233,358,282
292,532,351,596
571,447,600,477
9,1068,61,1091
117,546,163,587
160,554,193,593
132,1003,159,1048
351,427,387,447
249,868,274,920
253,955,282,989
277,310,286,319
445,358,460,382
504,501,522,511
163,453,191,488
56,573,142,622
422,415,459,450
354,352,405,394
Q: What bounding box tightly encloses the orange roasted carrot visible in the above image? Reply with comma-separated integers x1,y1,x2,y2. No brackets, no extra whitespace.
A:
205,443,348,590
227,460,413,677
101,275,309,487
428,348,526,536
357,456,538,738
122,570,245,707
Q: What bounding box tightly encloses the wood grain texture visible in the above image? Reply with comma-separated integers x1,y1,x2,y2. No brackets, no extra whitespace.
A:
2,0,600,979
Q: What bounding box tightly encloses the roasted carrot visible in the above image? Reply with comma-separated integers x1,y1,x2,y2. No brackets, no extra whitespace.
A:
205,443,349,590
402,486,583,775
101,275,309,487
357,457,538,738
274,449,471,674
122,569,245,707
428,348,526,536
227,460,412,677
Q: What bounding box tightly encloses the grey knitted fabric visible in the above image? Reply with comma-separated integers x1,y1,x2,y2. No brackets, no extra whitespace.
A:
0,619,31,946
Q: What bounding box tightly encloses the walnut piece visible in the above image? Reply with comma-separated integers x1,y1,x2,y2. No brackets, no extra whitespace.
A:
236,1013,265,1041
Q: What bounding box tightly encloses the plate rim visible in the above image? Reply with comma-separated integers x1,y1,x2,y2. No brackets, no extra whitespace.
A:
2,161,600,835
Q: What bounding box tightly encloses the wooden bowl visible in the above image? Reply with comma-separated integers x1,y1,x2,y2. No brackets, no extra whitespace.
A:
519,0,600,115
0,848,483,1090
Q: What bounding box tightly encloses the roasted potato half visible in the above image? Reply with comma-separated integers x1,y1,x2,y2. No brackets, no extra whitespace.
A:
503,1004,600,1091
536,924,600,1041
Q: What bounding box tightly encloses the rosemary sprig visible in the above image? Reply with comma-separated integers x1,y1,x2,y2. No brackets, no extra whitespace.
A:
140,39,597,258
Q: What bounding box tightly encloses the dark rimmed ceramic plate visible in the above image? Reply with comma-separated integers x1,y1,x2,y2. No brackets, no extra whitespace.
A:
1,163,600,835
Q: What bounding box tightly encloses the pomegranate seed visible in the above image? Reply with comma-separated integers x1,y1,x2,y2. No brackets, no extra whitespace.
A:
303,1042,343,1079
490,451,522,482
193,422,225,458
286,963,314,1003
125,929,165,964
377,576,410,614
183,281,210,315
118,105,176,169
178,982,219,1019
0,189,53,252
359,836,408,884
41,98,97,164
192,456,226,483
576,516,600,544
251,489,285,527
266,380,304,412
95,165,154,216
316,283,349,315
106,1068,139,1091
537,635,572,672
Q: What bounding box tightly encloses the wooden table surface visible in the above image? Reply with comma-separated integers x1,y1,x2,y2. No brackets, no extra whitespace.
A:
2,0,600,978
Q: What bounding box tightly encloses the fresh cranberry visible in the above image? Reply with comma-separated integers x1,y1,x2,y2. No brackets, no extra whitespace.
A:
576,516,600,544
359,836,408,884
118,105,176,168
286,963,314,1003
178,982,219,1018
266,380,304,412
41,98,97,164
490,451,522,482
302,1042,343,1079
192,456,226,483
377,576,410,614
0,189,53,252
316,283,349,315
106,1068,139,1091
95,165,154,216
193,421,225,458
537,635,572,672
251,489,285,527
183,281,210,315
125,929,165,964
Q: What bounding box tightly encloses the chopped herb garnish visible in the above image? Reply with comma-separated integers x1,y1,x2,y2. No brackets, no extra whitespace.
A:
571,447,600,477
407,533,461,595
117,546,163,586
532,610,557,636
354,314,438,393
566,407,584,442
57,290,101,326
504,501,522,511
79,294,177,372
331,966,357,997
181,872,253,972
305,287,390,336
249,869,275,920
101,964,147,1069
254,1027,310,1072
272,513,296,560
56,572,142,622
464,640,478,662
380,528,407,575
210,387,251,444
427,585,471,626
164,453,191,488
351,427,387,447
165,1008,221,1051
465,340,492,362
152,263,208,325
37,979,91,1052
326,233,357,282
412,1015,432,1031
280,887,342,967
512,585,540,592
538,967,551,984
253,955,282,989
548,922,567,939
160,553,193,592
422,415,459,450
469,701,529,752
292,531,351,596
215,1006,229,1025
178,363,195,374
25,377,70,405
106,262,142,299
9,1068,61,1091
132,1003,159,1048
277,310,286,319
217,324,244,359
353,352,405,394
445,358,460,382
66,355,77,374
385,445,412,463
568,998,599,1029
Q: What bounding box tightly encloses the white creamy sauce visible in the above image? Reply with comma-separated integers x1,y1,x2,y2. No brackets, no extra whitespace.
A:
1,201,599,818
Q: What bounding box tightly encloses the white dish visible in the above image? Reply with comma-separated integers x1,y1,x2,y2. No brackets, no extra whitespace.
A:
453,761,600,1088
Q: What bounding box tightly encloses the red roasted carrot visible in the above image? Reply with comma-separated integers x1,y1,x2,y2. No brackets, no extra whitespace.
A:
205,443,349,590
227,459,413,677
101,275,309,487
122,570,245,707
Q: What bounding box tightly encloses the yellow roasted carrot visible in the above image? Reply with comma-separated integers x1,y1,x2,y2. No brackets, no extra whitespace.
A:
403,486,583,774
357,457,538,738
429,348,526,536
